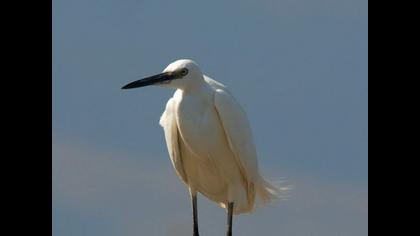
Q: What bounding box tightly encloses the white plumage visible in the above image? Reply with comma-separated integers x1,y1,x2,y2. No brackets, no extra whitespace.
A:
158,59,279,214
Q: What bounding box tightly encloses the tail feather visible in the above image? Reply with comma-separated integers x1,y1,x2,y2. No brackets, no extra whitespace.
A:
255,175,291,206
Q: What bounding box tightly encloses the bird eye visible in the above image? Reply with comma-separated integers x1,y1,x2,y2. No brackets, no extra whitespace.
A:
180,68,189,76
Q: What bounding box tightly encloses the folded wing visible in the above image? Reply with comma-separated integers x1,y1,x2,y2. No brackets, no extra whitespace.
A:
214,89,259,191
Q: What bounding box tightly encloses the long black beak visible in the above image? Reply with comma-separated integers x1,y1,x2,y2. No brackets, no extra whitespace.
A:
121,72,175,89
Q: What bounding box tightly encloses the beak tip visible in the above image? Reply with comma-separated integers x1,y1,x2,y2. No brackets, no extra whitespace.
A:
121,84,132,89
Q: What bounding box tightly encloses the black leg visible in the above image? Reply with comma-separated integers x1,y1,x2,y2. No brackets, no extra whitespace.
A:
226,202,234,236
192,194,199,236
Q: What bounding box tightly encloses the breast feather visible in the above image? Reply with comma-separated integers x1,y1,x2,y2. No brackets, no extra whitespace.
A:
160,97,188,184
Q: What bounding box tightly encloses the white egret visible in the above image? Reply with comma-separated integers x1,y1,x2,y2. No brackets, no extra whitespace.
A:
122,59,280,236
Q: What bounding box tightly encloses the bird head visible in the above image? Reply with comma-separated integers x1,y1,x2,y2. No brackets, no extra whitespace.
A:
122,59,204,90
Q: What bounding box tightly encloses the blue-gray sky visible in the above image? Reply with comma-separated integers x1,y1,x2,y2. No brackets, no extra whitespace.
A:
53,0,368,235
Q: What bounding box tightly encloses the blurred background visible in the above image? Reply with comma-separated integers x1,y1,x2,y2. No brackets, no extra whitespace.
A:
52,0,368,235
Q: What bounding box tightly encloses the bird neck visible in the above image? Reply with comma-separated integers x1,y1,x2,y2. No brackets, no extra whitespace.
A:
181,75,207,93
180,77,213,100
